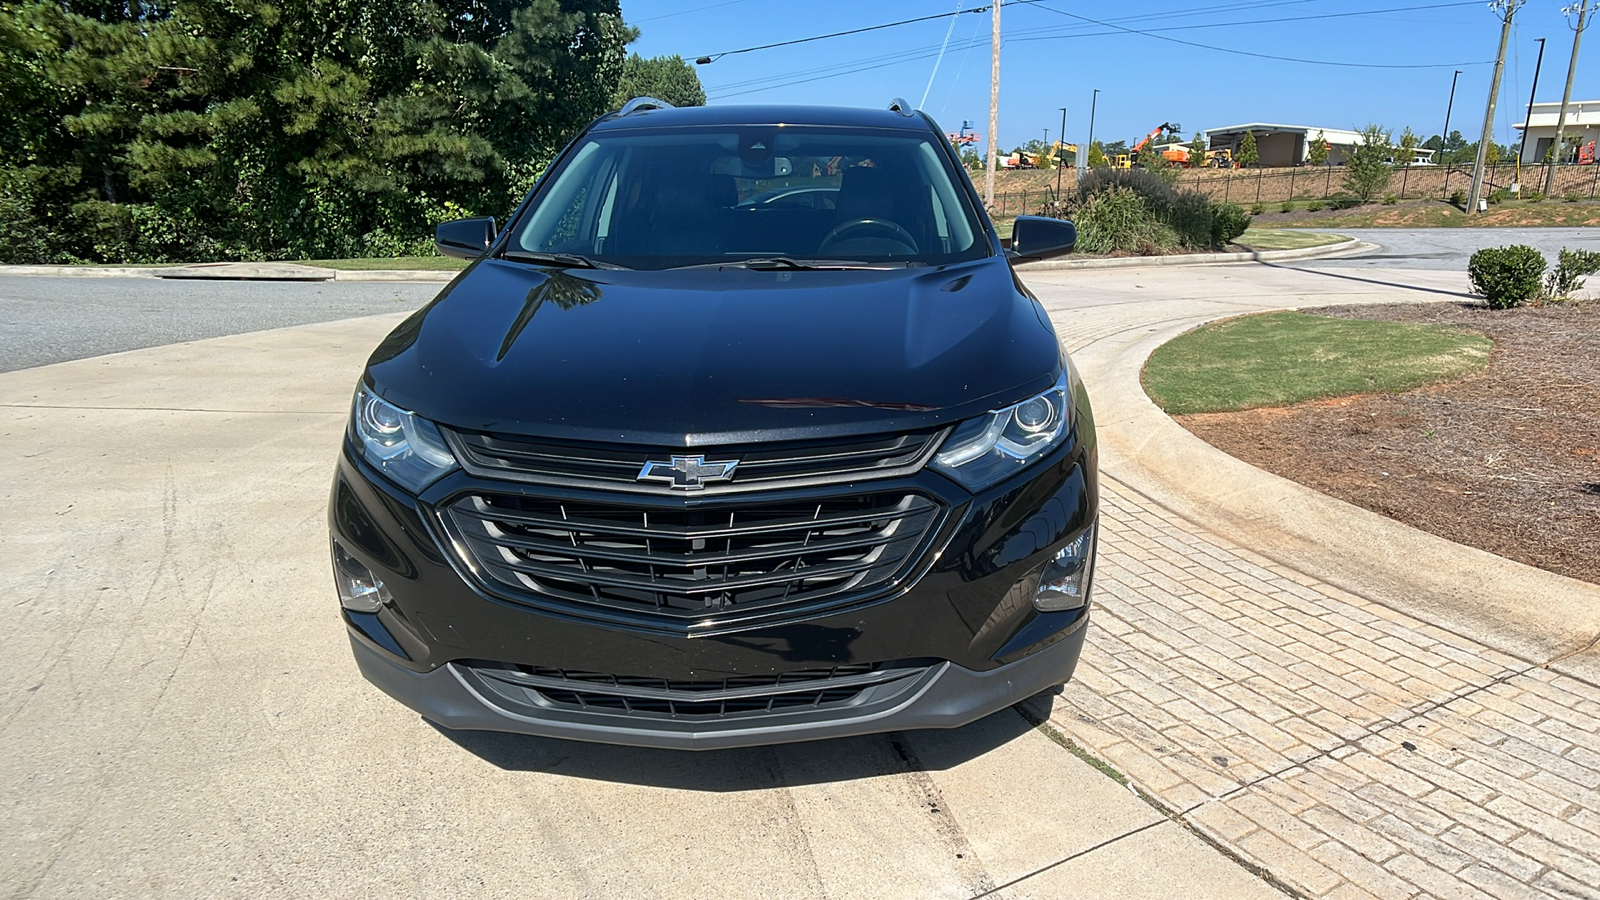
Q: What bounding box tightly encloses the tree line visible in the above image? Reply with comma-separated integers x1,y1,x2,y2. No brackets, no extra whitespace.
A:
0,1,704,264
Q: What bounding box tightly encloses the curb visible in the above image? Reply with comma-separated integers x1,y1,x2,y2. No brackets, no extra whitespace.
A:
1081,301,1600,683
0,263,460,283
1014,235,1368,271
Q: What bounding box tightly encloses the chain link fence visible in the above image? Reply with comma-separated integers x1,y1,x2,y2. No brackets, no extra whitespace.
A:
988,164,1600,218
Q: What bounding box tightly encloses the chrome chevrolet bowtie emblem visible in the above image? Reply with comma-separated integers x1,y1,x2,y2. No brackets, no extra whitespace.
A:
637,455,739,490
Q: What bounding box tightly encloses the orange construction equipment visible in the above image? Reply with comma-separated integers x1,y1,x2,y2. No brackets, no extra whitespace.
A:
1581,140,1597,165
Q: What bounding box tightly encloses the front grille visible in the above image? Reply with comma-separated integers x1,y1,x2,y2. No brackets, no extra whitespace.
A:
443,491,941,618
445,428,944,494
464,660,935,719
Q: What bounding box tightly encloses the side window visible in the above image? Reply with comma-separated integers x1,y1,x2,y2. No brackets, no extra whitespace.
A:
519,142,620,253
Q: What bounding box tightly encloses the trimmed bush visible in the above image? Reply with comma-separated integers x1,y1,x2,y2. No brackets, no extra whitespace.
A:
1329,193,1361,210
1306,199,1325,212
1212,203,1251,246
1073,167,1227,252
1449,189,1467,208
1545,248,1600,300
1487,188,1511,205
1279,199,1294,213
1250,202,1264,215
1468,245,1546,309
1524,190,1545,203
1382,194,1398,205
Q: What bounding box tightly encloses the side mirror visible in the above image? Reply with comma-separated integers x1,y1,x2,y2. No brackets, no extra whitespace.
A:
1007,216,1078,261
435,217,497,260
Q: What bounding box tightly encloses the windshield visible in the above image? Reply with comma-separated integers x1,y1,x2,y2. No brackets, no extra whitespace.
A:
510,125,989,270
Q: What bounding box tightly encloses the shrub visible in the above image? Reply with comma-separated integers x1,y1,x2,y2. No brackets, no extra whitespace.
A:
1524,190,1545,203
1468,245,1547,309
1075,168,1220,251
1544,248,1600,300
1329,193,1361,210
1250,202,1264,215
1072,186,1179,255
1306,199,1325,212
1449,189,1468,208
1280,199,1294,213
1213,202,1251,245
1565,193,1582,203
1382,194,1398,205
1487,188,1511,205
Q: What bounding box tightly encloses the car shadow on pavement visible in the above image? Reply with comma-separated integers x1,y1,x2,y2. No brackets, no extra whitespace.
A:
427,700,1046,791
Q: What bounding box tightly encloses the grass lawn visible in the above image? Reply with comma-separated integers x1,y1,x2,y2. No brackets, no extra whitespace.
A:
1233,229,1348,251
297,256,467,271
1262,199,1600,229
1142,311,1492,415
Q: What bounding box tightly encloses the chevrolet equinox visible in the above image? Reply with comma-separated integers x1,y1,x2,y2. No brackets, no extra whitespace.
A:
329,98,1097,749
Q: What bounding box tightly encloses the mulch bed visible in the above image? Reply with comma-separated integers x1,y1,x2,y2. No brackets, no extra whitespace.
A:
1174,300,1600,586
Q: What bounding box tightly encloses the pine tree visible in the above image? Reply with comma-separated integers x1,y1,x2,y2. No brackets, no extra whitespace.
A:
1237,130,1259,168
1307,131,1330,166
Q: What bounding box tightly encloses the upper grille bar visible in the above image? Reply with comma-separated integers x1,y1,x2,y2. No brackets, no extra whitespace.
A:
445,427,946,494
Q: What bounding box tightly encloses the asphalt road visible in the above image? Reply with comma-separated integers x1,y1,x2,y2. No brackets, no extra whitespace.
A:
0,276,443,373
1300,226,1600,270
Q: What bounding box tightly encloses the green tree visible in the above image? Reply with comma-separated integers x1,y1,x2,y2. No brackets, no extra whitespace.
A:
0,0,633,264
1343,124,1393,202
1307,130,1330,166
1236,130,1259,168
1087,141,1108,168
1188,132,1206,167
1397,127,1419,166
613,53,705,108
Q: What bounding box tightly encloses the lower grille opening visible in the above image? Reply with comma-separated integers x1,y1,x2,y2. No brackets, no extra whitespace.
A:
462,659,938,721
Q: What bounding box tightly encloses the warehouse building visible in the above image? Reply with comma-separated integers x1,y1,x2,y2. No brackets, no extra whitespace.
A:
1514,101,1600,163
1203,124,1369,166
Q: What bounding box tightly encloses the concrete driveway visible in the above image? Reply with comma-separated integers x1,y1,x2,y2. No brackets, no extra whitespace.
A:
4,241,1598,898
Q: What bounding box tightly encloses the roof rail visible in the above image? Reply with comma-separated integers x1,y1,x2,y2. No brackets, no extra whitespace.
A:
619,97,675,116
887,98,915,117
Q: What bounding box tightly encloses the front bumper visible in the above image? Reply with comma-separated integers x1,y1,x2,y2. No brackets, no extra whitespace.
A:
332,412,1099,749
349,618,1086,750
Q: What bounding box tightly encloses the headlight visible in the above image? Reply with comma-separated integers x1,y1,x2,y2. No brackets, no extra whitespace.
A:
351,387,458,492
930,372,1073,491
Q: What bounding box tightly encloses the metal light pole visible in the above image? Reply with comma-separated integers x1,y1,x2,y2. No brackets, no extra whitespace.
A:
1442,69,1461,198
1467,0,1523,215
1515,37,1547,189
1547,0,1594,194
1056,106,1068,204
1084,89,1100,173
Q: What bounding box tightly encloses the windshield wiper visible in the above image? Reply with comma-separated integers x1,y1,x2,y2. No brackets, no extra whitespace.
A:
501,250,628,270
680,257,917,271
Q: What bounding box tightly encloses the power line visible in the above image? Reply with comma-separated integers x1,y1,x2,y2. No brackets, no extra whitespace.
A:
1030,2,1494,69
632,0,750,24
693,1,1041,64
707,1,1492,98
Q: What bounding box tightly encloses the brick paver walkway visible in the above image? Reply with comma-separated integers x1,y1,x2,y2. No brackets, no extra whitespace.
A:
1023,263,1600,900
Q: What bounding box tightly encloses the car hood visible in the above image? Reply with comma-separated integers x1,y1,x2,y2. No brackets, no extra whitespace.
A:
365,257,1061,444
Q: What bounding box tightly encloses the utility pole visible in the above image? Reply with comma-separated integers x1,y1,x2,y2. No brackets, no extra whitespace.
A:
1083,89,1100,175
1442,69,1462,199
984,0,1000,209
1515,37,1546,190
1056,106,1068,204
1467,0,1523,214
1546,0,1593,194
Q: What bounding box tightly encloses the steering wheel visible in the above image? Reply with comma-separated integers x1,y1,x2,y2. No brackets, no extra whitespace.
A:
818,217,919,255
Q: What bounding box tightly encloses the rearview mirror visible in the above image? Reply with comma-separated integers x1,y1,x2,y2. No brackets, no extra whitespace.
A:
1007,216,1078,261
435,217,497,259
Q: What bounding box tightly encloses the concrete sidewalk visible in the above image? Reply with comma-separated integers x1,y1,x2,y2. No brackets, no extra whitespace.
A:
3,255,1597,898
1024,261,1600,900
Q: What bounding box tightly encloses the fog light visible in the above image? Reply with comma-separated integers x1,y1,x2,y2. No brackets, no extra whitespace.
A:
1034,521,1096,612
332,542,390,613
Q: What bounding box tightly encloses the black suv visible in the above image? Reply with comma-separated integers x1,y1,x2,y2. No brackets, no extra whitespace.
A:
329,99,1097,749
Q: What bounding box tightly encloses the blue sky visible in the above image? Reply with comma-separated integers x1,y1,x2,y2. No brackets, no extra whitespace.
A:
625,0,1597,152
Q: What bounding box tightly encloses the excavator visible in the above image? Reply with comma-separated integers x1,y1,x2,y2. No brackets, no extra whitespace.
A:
1111,122,1182,169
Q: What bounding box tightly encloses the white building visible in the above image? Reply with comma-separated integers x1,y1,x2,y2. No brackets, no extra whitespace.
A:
1202,124,1368,166
1514,101,1600,163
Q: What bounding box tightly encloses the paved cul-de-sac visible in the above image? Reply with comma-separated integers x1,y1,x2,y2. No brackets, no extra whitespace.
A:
2,236,1598,898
